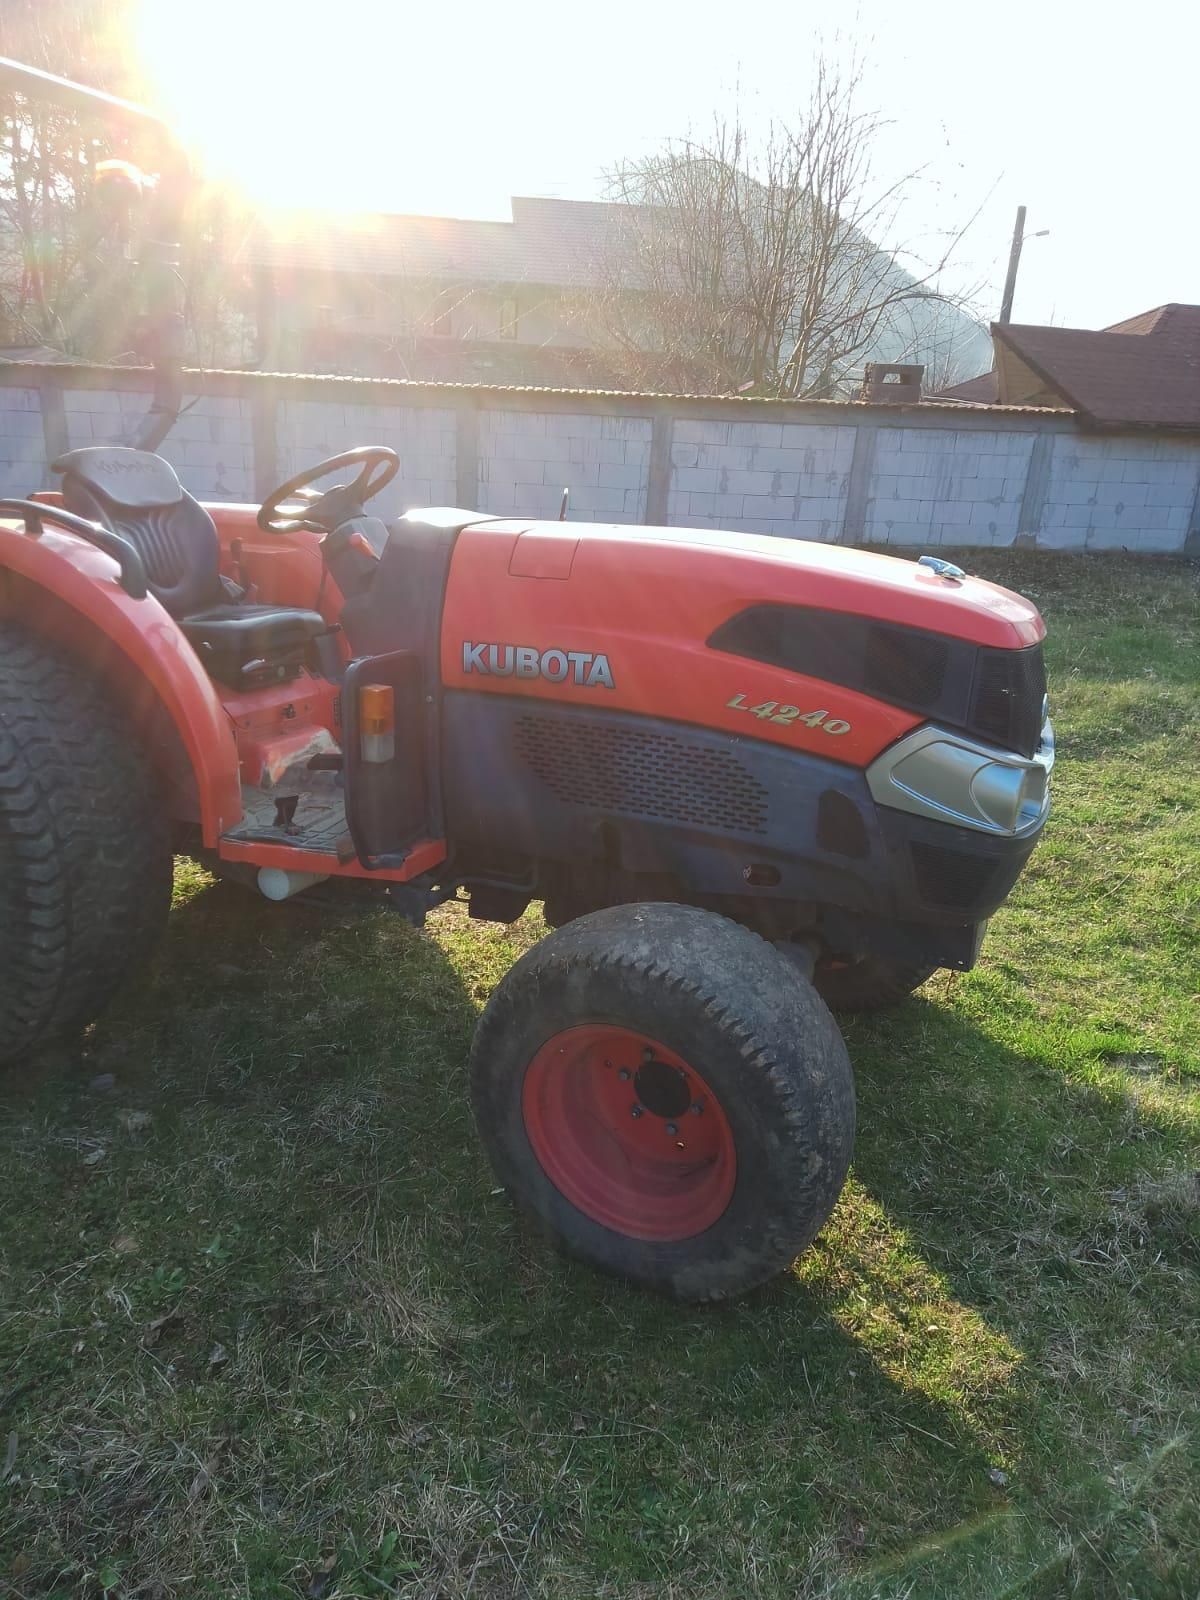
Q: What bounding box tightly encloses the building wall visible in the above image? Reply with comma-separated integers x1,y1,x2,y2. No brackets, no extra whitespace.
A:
1038,434,1199,551
668,420,856,541
867,427,1036,547
478,409,650,522
275,273,600,354
3,362,1198,555
0,385,43,496
276,399,458,515
996,346,1073,408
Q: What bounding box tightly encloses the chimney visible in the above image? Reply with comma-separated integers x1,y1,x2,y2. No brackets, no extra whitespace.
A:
860,363,924,404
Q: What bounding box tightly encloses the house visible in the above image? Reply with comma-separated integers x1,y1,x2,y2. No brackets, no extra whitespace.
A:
242,194,989,393
244,197,661,387
937,304,1200,430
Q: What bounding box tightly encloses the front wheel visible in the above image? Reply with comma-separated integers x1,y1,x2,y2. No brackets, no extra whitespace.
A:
469,903,855,1301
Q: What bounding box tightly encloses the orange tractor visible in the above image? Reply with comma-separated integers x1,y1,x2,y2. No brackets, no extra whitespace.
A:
0,58,1053,1298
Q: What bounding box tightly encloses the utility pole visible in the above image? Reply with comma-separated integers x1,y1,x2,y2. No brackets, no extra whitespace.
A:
998,205,1026,326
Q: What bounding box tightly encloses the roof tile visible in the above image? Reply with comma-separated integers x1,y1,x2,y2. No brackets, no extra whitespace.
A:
993,310,1200,428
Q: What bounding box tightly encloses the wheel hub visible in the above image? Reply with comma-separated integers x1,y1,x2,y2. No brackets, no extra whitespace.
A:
633,1056,692,1120
521,1024,736,1241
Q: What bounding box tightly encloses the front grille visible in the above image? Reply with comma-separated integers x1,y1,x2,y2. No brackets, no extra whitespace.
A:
863,625,948,706
910,841,1008,910
515,714,769,835
709,605,1046,759
968,644,1046,758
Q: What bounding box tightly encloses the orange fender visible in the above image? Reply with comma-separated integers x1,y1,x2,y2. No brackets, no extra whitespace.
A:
0,521,242,845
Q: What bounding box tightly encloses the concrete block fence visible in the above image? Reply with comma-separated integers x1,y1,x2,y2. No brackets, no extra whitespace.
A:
2,362,1199,554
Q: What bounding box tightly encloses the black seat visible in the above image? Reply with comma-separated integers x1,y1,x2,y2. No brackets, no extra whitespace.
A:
52,447,327,687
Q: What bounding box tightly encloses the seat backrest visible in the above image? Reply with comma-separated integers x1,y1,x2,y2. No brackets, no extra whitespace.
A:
52,447,224,618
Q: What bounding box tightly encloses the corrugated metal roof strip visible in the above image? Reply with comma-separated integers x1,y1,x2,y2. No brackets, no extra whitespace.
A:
0,358,1072,418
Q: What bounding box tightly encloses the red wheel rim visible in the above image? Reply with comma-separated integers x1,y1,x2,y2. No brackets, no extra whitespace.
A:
521,1024,737,1241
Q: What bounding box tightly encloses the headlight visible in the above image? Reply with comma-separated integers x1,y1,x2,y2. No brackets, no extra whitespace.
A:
868,717,1053,837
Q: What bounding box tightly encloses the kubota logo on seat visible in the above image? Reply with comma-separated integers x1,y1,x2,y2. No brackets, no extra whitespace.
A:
462,641,615,689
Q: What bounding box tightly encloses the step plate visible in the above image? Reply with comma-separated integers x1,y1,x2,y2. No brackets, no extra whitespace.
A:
223,770,351,858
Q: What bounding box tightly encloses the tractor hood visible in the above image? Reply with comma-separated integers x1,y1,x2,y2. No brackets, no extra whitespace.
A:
650,524,1044,647
442,518,1047,768
461,520,1044,649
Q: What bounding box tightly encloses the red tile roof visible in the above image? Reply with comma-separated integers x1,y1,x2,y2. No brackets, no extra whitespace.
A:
1103,303,1200,344
935,369,999,403
992,304,1200,429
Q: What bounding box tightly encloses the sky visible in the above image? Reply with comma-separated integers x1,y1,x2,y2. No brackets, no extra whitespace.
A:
135,0,1200,332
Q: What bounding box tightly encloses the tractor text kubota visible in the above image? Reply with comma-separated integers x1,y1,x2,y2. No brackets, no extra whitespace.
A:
0,57,1054,1299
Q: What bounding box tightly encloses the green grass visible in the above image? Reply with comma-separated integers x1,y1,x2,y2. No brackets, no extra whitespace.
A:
1,551,1198,1599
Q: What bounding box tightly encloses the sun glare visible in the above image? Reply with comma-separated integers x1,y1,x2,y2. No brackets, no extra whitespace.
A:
134,0,499,216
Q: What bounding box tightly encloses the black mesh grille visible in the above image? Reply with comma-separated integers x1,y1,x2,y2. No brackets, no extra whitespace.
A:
969,645,1046,758
709,606,955,716
710,604,1046,758
515,714,768,835
862,625,948,705
910,842,1008,910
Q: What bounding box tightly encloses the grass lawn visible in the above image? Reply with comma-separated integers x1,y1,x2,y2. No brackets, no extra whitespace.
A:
1,551,1197,1600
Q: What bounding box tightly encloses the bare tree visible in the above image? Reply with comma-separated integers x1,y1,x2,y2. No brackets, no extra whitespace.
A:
591,58,984,398
0,0,253,366
887,306,990,396
0,2,113,354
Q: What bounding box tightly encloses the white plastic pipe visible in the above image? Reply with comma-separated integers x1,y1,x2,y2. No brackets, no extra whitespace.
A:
256,867,330,902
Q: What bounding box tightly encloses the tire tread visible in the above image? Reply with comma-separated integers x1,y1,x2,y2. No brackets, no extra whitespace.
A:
0,623,171,1064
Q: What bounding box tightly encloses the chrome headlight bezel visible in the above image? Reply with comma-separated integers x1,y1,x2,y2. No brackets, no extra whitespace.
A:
867,717,1054,838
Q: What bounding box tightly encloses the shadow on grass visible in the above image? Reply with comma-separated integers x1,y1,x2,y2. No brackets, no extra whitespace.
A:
1,877,1195,1598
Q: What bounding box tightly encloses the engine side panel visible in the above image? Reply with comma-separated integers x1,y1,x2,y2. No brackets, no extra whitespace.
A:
442,690,1039,940
441,523,927,767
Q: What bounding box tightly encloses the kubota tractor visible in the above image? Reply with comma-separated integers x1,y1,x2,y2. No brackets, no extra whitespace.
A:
0,58,1053,1299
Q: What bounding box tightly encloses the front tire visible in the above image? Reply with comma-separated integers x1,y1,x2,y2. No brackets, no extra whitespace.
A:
0,624,172,1066
469,903,855,1301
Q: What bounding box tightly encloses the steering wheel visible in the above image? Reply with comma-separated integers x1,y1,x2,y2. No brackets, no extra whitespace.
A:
257,446,399,535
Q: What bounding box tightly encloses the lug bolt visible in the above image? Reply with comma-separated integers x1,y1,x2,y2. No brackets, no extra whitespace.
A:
690,1102,703,1116
630,1105,643,1119
665,1122,678,1136
618,1068,631,1081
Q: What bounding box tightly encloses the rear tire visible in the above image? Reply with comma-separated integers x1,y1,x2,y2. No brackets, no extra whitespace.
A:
469,903,855,1301
812,953,937,1013
0,624,172,1066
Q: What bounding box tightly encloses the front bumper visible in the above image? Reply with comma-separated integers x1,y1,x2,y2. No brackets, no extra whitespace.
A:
819,716,1055,969
867,714,1054,925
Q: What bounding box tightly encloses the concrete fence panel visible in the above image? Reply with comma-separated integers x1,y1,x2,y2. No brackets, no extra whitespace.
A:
2,363,1198,554
479,410,652,523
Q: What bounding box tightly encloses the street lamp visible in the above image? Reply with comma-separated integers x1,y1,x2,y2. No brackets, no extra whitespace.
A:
998,206,1050,325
